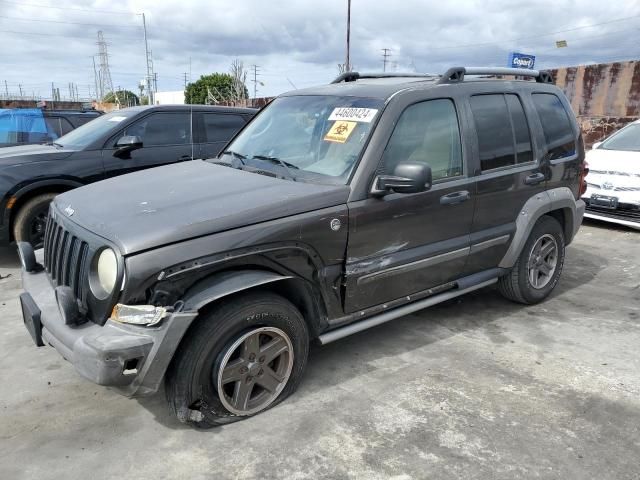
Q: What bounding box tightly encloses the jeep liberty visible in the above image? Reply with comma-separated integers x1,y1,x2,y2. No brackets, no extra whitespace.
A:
18,67,587,427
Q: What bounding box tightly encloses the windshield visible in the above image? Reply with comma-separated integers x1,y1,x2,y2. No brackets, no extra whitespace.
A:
219,95,384,183
600,123,640,152
56,109,137,149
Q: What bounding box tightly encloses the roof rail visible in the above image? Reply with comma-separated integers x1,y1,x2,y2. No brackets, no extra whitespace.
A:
438,67,553,84
331,72,439,84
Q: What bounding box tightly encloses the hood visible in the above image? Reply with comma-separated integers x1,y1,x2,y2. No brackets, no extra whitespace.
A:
55,160,350,255
0,143,75,165
586,148,640,175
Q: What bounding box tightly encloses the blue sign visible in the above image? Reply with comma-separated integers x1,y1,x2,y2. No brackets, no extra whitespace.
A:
508,52,536,70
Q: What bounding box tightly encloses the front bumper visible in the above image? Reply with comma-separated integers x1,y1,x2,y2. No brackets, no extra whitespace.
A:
582,185,640,230
21,249,197,396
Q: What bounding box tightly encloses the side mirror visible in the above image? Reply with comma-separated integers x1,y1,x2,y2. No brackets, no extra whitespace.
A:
372,161,432,196
114,135,143,158
591,141,602,150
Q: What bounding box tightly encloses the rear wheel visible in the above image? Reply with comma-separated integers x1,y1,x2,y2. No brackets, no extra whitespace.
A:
165,291,309,428
498,215,565,304
12,193,57,249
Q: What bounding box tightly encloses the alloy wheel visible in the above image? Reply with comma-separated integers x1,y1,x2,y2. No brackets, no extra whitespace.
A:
527,233,558,289
216,326,294,416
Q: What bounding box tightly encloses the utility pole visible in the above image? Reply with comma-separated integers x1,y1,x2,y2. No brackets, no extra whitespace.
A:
251,64,260,100
382,48,391,72
153,72,158,98
18,84,23,98
4,80,8,97
345,0,351,72
142,13,153,105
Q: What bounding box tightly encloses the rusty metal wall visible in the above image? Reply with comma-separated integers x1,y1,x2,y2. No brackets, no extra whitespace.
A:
550,61,640,146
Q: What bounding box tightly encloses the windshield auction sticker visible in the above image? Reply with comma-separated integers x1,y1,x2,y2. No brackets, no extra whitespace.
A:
328,107,378,123
324,121,357,143
108,116,127,122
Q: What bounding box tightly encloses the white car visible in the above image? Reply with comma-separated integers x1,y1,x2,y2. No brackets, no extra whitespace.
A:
583,120,640,230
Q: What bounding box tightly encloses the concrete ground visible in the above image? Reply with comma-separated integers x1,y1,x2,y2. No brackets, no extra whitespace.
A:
0,221,639,480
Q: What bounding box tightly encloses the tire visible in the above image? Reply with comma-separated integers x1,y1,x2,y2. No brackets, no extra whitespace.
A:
165,291,309,428
498,215,565,305
13,193,57,249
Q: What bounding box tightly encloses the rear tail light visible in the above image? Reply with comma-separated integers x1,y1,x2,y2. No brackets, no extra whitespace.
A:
579,160,589,196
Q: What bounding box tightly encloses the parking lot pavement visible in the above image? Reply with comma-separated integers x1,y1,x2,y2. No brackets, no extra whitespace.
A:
0,221,638,480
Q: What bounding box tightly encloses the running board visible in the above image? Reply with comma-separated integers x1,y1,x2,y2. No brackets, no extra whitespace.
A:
318,278,498,345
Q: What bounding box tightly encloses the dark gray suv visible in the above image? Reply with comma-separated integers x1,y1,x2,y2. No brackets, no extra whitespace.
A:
18,67,587,427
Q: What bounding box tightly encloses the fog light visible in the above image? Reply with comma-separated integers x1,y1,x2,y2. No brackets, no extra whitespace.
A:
111,304,167,326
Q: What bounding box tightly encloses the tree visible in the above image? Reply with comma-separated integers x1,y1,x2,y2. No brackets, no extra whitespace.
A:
103,89,140,106
185,72,249,105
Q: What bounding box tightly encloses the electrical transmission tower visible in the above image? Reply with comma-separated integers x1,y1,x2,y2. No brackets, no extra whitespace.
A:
381,48,392,72
251,65,260,100
96,31,115,103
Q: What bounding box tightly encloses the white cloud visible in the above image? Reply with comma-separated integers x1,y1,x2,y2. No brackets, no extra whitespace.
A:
1,0,639,98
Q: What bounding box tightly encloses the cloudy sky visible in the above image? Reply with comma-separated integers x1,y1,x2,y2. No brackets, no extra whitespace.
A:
1,0,640,100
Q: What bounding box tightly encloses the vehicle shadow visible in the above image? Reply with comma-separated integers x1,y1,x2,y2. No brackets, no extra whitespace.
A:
0,245,20,270
582,217,638,233
137,247,607,429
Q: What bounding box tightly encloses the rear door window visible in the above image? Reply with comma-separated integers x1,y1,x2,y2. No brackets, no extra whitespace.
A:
203,114,246,143
470,94,515,171
470,93,534,171
532,93,575,160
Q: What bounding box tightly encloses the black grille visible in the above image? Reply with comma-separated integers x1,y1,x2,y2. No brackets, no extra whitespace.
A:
586,204,640,223
43,213,90,303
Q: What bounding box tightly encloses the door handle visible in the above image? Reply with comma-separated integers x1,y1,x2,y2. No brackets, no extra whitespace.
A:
524,172,545,186
440,190,470,205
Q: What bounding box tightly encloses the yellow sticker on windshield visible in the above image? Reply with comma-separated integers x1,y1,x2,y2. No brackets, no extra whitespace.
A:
324,121,357,143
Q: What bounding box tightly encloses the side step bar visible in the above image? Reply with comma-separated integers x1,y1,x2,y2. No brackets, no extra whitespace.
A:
318,278,498,345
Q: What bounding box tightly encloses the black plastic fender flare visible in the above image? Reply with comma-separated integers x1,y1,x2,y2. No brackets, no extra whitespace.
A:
182,269,293,312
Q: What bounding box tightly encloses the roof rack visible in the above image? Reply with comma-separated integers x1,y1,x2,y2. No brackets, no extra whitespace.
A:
330,72,439,84
438,67,553,84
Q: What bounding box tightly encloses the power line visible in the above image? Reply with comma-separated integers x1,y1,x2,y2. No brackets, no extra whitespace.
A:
0,29,142,40
0,0,134,15
426,14,640,51
0,14,140,28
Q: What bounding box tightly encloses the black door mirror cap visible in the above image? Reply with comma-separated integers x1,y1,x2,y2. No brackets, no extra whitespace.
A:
114,135,143,158
371,161,433,196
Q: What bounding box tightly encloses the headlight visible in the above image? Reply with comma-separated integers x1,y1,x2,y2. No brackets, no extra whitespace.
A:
90,248,118,299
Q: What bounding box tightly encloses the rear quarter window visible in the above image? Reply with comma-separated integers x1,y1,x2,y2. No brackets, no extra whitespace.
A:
532,93,576,160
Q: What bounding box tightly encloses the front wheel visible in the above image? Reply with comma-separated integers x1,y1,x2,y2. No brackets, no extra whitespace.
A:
498,215,566,304
12,193,57,249
165,291,309,427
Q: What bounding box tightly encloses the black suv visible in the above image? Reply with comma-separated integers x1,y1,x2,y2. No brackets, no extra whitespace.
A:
0,104,255,248
19,67,587,427
0,108,102,148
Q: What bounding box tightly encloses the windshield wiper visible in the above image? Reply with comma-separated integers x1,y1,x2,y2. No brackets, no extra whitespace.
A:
221,149,247,166
251,155,299,181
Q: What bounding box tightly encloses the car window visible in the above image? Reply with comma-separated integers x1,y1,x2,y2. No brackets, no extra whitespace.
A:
44,117,63,139
532,93,575,160
123,112,192,146
505,94,533,164
223,95,384,183
203,114,246,143
470,94,516,171
599,123,640,152
68,115,99,129
56,109,138,149
381,99,463,181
